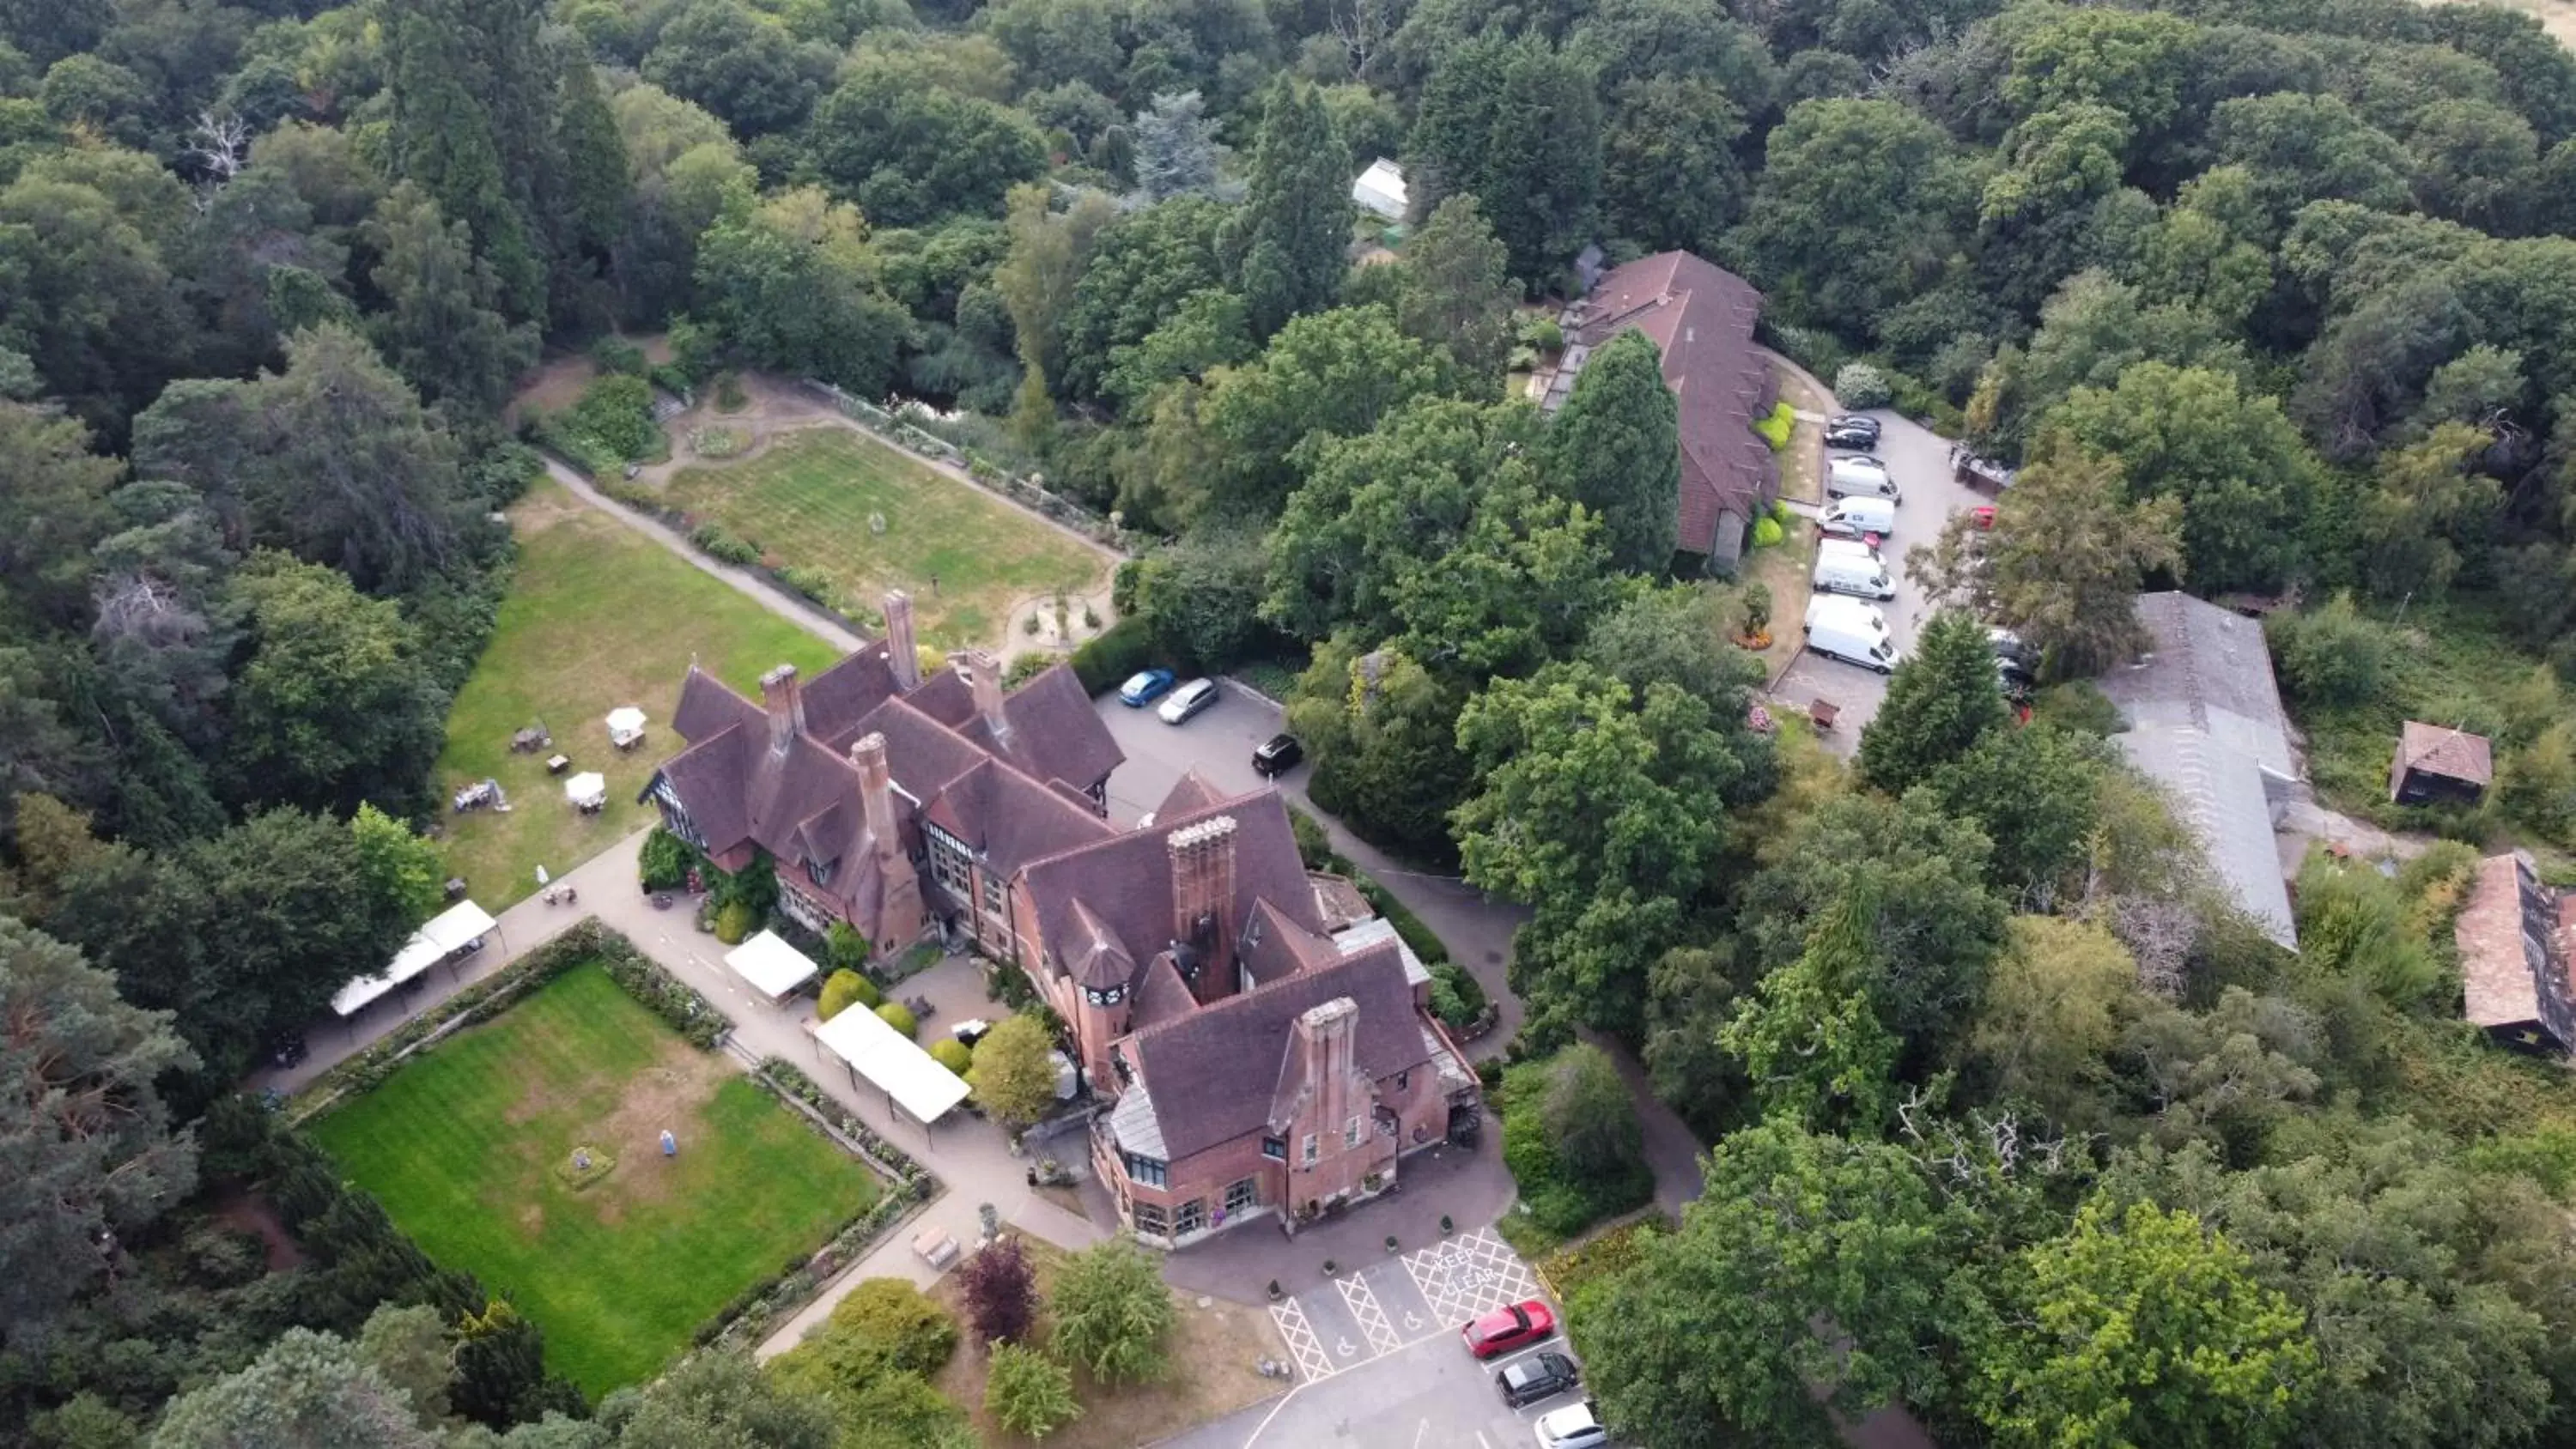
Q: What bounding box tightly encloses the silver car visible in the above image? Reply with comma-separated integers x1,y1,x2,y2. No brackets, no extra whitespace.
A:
1157,677,1219,724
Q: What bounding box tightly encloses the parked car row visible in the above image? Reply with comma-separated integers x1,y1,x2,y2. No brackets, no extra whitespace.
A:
1459,1298,1611,1444
1810,414,1904,657
1118,669,1307,777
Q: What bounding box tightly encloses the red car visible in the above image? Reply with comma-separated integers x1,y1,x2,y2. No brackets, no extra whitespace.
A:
1461,1299,1556,1358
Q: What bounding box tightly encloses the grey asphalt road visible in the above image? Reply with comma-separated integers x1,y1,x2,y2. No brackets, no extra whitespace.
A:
1773,408,1990,753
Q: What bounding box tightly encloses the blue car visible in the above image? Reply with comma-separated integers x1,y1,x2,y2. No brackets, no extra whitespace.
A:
1118,669,1176,706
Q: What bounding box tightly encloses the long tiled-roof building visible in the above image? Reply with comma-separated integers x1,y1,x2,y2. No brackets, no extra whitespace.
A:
1545,250,1779,572
644,591,1475,1246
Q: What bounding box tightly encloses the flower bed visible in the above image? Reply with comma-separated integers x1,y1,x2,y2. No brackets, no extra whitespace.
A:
754,1056,938,1192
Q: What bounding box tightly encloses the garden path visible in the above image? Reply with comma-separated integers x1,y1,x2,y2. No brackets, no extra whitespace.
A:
540,458,866,652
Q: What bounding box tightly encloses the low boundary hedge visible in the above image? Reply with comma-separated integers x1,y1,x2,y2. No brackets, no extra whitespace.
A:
295,920,731,1119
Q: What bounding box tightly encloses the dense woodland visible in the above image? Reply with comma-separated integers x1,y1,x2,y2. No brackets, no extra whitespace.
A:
8,0,2576,1443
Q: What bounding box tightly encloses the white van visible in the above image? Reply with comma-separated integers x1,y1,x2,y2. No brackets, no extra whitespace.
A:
1821,496,1896,537
1805,593,1889,637
1807,613,1899,673
1813,551,1896,601
1826,458,1901,501
1817,537,1885,567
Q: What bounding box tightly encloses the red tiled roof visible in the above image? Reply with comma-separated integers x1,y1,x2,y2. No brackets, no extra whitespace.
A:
1127,941,1423,1158
2397,720,2493,786
2458,852,2565,1040
1564,252,1777,555
1019,787,1320,987
650,650,1121,931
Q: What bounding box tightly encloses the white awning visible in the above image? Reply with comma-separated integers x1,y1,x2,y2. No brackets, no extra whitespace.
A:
815,1001,971,1123
565,772,606,807
725,930,819,1003
333,900,497,1016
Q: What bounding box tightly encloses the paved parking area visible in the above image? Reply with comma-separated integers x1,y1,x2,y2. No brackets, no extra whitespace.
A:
1171,1228,1579,1448
1772,407,1990,754
1261,1227,1542,1386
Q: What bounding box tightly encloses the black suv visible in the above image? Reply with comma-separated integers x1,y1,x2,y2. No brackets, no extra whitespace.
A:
1824,414,1881,450
1498,1350,1583,1409
1252,733,1303,776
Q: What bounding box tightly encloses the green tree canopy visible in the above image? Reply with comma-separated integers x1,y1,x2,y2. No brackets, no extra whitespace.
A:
224,553,446,817
1962,1196,2318,1449
1856,609,2009,796
1047,1237,1176,1385
1542,330,1680,573
966,1015,1060,1126
152,1327,438,1449
1455,661,1755,1038
0,917,197,1347
1228,82,1347,338
1571,1121,1959,1447
1408,33,1602,285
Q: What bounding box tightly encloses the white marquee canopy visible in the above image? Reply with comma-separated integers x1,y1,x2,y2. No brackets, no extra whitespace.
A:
332,900,498,1017
724,930,819,1004
814,998,970,1124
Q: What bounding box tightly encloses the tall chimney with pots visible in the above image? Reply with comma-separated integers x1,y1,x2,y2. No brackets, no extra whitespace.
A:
1167,815,1237,998
952,648,1010,745
883,590,920,691
850,732,924,947
759,664,804,754
1289,997,1364,1184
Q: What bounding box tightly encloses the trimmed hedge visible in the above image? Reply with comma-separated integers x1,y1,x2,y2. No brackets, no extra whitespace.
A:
1428,962,1486,1031
1752,400,1795,451
1070,615,1154,695
819,968,882,1020
1358,878,1449,965
876,1001,918,1038
298,921,732,1109
755,1057,935,1190
930,1038,973,1076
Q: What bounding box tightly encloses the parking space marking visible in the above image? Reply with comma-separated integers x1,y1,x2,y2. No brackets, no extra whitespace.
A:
1402,1228,1543,1329
1268,1296,1335,1382
1338,1272,1402,1356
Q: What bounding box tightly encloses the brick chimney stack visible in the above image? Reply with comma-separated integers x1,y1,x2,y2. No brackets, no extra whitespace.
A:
1167,815,1237,969
1290,997,1362,1151
759,664,804,754
952,648,1010,744
850,731,925,947
851,732,902,863
883,590,920,691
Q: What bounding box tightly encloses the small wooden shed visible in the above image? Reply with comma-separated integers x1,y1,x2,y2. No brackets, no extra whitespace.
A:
2390,720,2492,807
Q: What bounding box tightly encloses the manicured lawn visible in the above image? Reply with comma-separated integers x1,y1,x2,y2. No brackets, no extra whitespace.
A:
661,427,1112,649
435,482,841,907
308,965,878,1394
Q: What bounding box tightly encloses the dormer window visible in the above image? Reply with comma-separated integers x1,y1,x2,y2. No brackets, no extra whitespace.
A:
805,858,834,887
1084,985,1125,1007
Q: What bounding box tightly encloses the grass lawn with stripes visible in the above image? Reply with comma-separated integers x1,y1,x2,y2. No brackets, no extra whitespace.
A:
307,963,878,1394
661,426,1110,648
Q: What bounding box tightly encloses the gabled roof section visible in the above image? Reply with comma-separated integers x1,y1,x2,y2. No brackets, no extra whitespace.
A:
1552,251,1777,555
2098,591,2297,779
803,645,903,748
1130,949,1199,1031
2458,852,2572,1042
1020,786,1320,976
920,756,1113,876
992,664,1125,791
1126,941,1423,1159
655,724,751,850
2397,720,2493,786
1240,897,1340,989
1157,768,1225,821
673,666,760,743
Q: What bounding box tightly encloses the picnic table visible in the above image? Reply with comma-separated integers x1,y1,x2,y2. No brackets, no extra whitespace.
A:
913,1226,959,1270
